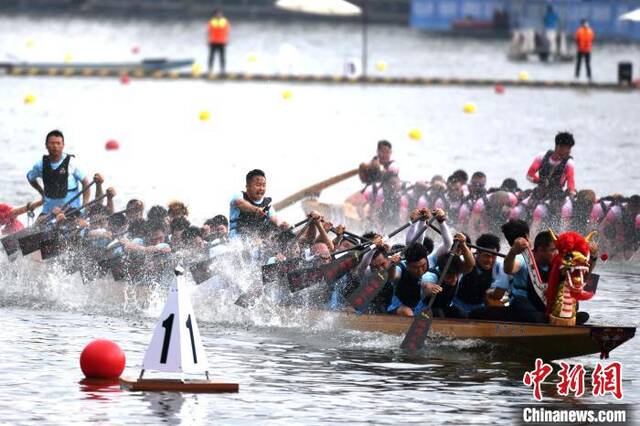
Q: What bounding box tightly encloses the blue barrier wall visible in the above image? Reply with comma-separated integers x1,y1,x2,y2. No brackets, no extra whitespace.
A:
410,0,640,41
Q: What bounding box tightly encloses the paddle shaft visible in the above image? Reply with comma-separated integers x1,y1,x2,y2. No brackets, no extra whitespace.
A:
424,240,460,311
273,168,359,211
37,181,96,224
426,223,505,258
331,219,418,258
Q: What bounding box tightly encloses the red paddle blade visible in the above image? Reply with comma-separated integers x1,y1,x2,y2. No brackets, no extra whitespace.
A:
347,270,388,312
323,252,361,285
40,235,62,260
18,230,49,255
286,266,325,293
1,235,19,257
400,308,433,350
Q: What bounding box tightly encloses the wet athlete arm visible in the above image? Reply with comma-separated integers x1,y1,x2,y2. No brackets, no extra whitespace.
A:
81,177,91,206
355,249,376,277
526,154,543,183
314,219,335,252
11,199,44,217
106,188,116,214
28,180,45,198
456,235,475,274
432,220,453,259
565,159,576,193
405,220,425,245
504,239,527,274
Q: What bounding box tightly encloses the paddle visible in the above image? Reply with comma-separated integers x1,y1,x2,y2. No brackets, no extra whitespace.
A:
17,182,96,255
273,168,359,211
286,219,421,294
347,216,437,313
400,240,460,350
426,222,506,258
584,273,599,294
188,238,230,284
38,194,110,259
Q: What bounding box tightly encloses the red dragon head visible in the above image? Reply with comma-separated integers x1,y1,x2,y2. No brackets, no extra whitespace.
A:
545,229,595,314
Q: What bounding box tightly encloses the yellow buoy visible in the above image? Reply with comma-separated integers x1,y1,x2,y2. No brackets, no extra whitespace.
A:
191,63,203,77
24,93,36,104
375,61,387,72
463,103,476,114
198,110,211,121
247,53,258,63
408,129,422,141
282,90,292,100
518,71,530,81
26,38,35,48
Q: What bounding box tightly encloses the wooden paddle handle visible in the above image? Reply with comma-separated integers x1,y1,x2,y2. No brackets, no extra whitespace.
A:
273,168,359,211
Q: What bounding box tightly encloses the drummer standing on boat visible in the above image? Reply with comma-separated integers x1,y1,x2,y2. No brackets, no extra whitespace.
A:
359,140,399,185
26,129,91,215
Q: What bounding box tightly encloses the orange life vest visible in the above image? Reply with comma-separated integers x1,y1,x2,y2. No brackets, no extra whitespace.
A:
575,26,594,53
208,17,230,44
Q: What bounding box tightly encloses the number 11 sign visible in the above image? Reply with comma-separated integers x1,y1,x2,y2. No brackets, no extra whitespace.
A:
120,266,239,393
142,265,209,376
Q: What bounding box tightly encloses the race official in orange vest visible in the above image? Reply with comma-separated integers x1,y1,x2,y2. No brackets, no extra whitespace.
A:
575,19,594,81
207,9,230,74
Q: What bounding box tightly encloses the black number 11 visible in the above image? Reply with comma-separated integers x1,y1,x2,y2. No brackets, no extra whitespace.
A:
160,313,198,364
160,313,174,363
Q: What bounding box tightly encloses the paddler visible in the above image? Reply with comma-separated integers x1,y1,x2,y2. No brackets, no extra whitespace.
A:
229,169,279,239
0,200,43,235
526,132,576,201
500,222,561,323
451,233,504,315
358,140,399,185
26,130,91,216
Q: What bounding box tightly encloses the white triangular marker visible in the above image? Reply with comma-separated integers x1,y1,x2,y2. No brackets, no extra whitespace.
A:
142,266,209,374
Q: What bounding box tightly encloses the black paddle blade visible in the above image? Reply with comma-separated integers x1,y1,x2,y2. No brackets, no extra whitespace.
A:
18,230,49,255
400,308,434,351
1,235,19,257
261,262,280,284
584,273,600,294
286,266,325,293
234,287,262,308
323,252,360,285
40,235,62,260
110,258,128,281
347,270,389,312
189,259,213,285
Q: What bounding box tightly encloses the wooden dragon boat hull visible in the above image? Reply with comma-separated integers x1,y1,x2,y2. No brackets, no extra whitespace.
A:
306,310,635,361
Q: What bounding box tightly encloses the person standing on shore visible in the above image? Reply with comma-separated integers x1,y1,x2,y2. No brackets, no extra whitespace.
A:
207,9,230,75
575,19,594,81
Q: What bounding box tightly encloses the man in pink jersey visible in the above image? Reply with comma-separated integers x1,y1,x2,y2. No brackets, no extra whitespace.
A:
527,132,576,201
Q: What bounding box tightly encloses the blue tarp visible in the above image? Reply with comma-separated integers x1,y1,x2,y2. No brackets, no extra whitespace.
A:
411,0,640,41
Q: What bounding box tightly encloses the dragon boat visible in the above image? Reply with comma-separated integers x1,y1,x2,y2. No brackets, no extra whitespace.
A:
305,310,635,361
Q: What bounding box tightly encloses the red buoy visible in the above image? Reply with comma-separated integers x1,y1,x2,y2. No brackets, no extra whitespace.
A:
105,139,120,151
494,84,505,94
80,339,126,379
120,74,130,85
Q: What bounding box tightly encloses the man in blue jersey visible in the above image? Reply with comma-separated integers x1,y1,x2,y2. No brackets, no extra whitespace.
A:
27,130,91,216
229,169,279,239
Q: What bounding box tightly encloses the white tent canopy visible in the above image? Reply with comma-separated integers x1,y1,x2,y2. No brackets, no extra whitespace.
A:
619,8,640,22
275,0,361,16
